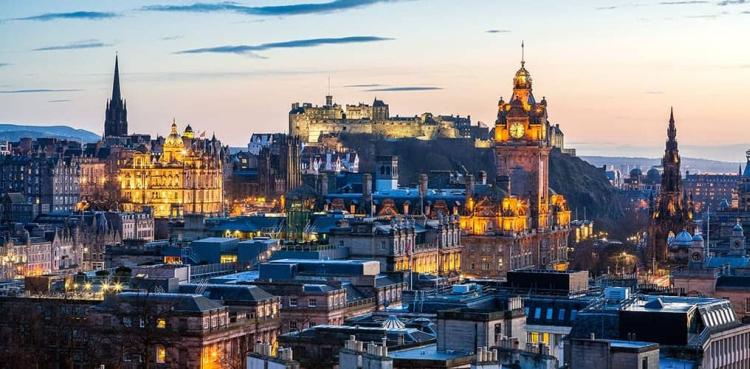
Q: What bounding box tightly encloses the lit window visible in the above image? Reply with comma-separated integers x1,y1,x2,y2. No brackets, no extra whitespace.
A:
558,309,566,320
570,309,577,321
156,345,166,364
309,298,317,307
546,308,553,320
289,298,298,307
157,318,166,329
534,307,541,319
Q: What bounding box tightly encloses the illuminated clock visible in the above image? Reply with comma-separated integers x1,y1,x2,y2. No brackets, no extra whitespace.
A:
509,122,525,139
691,252,703,262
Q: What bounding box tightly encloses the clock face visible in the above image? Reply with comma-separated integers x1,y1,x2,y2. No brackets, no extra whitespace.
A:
734,240,743,248
691,252,702,261
509,122,525,139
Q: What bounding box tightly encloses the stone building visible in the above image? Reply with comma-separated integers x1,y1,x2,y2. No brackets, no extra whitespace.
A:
684,172,740,213
0,154,80,215
118,121,224,218
460,51,571,278
289,95,472,144
647,109,695,265
329,216,462,275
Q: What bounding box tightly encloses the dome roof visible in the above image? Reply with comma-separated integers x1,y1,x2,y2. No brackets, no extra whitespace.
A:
184,124,193,133
381,315,405,330
692,233,704,242
734,222,744,232
164,121,184,148
630,168,642,178
671,229,694,246
513,64,532,89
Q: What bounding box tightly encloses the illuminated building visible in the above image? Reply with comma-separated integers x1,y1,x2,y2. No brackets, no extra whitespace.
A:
647,109,695,264
460,45,571,278
118,121,224,218
289,95,473,144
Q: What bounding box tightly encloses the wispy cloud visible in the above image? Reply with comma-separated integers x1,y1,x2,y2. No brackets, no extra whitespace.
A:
177,36,393,57
645,90,665,94
486,29,511,33
13,11,119,21
365,86,441,92
48,99,72,103
742,9,750,12
659,0,708,4
0,63,9,67
33,39,112,51
685,13,722,18
595,5,619,10
717,0,745,5
0,89,82,94
142,0,404,17
345,83,383,88
161,35,183,41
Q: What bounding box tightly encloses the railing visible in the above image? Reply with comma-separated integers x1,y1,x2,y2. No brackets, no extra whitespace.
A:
190,262,238,278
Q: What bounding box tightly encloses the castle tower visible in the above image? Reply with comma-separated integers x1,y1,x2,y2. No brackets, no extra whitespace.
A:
648,108,694,263
104,55,128,137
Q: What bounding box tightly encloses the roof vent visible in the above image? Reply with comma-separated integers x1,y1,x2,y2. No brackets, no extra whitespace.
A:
644,298,664,309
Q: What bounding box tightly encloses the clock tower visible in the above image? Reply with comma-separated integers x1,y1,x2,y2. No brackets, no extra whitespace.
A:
494,43,552,229
729,219,746,256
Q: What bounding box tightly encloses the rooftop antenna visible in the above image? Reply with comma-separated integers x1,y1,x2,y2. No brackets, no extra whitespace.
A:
521,40,525,67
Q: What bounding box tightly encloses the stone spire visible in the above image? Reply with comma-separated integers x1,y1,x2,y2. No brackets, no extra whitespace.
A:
104,55,128,137
112,54,121,103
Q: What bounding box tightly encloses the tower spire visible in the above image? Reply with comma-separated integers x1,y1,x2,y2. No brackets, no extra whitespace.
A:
521,40,525,67
112,54,121,102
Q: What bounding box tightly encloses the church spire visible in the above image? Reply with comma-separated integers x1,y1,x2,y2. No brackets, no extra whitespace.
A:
112,55,121,103
667,106,676,142
521,40,525,67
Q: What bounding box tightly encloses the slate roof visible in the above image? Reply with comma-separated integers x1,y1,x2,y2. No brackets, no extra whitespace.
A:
179,284,276,303
101,292,224,313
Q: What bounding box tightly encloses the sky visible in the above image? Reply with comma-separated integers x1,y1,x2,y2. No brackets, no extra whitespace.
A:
0,0,749,162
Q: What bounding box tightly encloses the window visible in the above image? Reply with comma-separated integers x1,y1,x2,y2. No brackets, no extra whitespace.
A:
156,345,166,364
558,309,566,321
289,321,297,330
534,307,542,319
157,318,166,329
289,298,298,307
309,298,317,307
546,308,553,320
746,298,750,314
570,309,578,321
641,357,648,369
123,317,132,327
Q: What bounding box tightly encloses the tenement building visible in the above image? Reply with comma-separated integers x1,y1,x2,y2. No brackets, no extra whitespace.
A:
289,94,472,143
460,52,571,277
647,109,695,265
118,121,224,218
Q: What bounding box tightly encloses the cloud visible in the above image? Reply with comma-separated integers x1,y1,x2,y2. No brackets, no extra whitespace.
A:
742,9,750,12
0,63,9,67
717,0,745,5
659,0,708,4
645,90,665,95
365,86,441,92
33,39,112,51
685,13,722,17
345,84,383,88
177,36,393,56
161,35,183,41
142,0,404,17
48,99,72,103
486,29,511,33
13,11,119,21
595,5,619,10
0,89,82,94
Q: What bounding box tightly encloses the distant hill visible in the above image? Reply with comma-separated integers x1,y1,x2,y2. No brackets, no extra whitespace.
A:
581,155,739,175
0,124,100,143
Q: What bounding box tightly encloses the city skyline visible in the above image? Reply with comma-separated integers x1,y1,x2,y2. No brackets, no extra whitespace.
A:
1,0,749,161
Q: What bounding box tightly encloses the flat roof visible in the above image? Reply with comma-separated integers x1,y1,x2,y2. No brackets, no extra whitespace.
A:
389,344,471,361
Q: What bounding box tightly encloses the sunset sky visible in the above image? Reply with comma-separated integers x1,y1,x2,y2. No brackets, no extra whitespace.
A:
1,0,749,161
